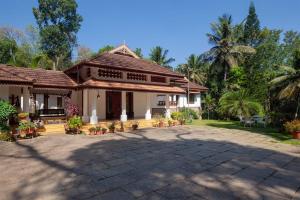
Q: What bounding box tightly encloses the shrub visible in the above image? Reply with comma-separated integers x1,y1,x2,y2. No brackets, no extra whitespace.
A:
171,112,182,120
179,108,199,119
284,120,300,133
0,132,14,142
0,100,16,128
67,116,82,129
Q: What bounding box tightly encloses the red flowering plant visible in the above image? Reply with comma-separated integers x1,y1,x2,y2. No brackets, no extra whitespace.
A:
64,97,79,117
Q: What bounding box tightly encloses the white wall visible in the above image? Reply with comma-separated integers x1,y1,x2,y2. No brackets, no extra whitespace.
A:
133,92,147,118
178,93,201,108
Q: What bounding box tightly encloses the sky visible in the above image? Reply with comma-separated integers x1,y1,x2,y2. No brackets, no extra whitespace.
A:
1,0,300,66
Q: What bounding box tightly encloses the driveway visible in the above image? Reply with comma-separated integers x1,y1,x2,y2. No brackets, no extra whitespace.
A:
0,126,300,200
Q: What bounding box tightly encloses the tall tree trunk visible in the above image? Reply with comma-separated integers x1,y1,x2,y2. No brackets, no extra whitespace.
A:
295,95,300,119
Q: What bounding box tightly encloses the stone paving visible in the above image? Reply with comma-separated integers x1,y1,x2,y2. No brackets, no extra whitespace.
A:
0,126,300,200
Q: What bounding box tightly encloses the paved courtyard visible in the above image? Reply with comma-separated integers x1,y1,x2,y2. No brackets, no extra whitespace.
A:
0,126,300,200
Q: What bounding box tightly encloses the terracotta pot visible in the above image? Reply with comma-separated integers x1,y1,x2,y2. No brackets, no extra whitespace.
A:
292,131,300,139
102,129,107,134
159,122,164,128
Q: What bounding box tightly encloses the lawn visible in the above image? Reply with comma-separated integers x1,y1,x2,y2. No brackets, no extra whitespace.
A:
189,120,300,145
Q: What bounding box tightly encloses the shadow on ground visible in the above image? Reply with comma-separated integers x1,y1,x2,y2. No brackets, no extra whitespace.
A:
1,127,300,200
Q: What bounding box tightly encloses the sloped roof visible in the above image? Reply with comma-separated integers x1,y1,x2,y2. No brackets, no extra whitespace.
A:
181,80,208,92
66,52,184,77
81,79,185,94
0,64,77,88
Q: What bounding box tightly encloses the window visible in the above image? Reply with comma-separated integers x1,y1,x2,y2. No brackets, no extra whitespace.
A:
57,97,62,108
127,73,147,81
151,76,166,83
98,69,123,79
188,94,195,104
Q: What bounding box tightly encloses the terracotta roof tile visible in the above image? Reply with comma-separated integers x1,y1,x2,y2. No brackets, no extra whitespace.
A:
82,79,185,94
181,80,208,92
0,64,77,88
67,53,184,77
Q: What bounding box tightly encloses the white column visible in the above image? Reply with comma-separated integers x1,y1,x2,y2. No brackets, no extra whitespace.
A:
120,91,127,122
145,93,152,120
165,94,171,118
82,89,89,123
90,89,98,124
23,87,30,113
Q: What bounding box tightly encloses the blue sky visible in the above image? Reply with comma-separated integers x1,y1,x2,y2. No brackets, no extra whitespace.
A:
1,0,300,66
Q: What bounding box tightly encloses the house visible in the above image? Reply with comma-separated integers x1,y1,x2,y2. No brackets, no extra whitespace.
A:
0,45,207,124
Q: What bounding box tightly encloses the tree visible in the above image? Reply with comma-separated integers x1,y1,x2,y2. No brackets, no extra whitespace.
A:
149,46,175,68
218,89,264,119
204,94,215,120
76,45,94,62
0,38,17,64
33,0,82,70
134,48,143,58
243,1,261,47
270,50,300,119
98,45,114,54
176,54,208,85
207,14,255,82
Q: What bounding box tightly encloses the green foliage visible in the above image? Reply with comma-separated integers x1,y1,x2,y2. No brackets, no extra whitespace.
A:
218,89,264,118
67,116,82,129
0,38,17,63
149,46,175,68
284,120,300,133
179,108,199,120
0,132,13,142
33,0,82,70
0,100,17,127
98,45,114,54
17,121,36,131
134,48,143,58
171,112,182,120
243,1,260,47
176,54,208,85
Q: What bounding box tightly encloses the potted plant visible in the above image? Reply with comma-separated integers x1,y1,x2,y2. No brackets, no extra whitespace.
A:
158,118,164,128
102,127,107,134
17,121,29,137
18,112,29,120
95,126,102,135
88,127,96,135
168,119,173,127
109,122,115,133
284,120,300,139
65,116,82,134
132,121,139,130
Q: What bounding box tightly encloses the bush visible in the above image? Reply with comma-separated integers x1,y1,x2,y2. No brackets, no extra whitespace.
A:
67,116,82,129
0,132,14,142
171,112,182,120
284,120,300,133
0,100,16,127
179,108,199,120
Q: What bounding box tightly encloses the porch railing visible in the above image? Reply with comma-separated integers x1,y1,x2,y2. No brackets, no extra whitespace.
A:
38,109,65,117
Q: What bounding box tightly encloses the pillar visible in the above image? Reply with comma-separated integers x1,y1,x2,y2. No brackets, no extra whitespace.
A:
90,89,98,124
82,89,89,123
145,93,151,120
23,87,30,113
120,91,127,122
165,94,171,118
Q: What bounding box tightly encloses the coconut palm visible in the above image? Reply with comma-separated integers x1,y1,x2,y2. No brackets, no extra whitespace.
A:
176,54,208,85
270,65,300,119
218,89,264,118
204,94,215,120
207,14,255,81
149,46,175,68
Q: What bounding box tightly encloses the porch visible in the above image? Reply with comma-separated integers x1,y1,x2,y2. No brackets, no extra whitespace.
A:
81,89,181,125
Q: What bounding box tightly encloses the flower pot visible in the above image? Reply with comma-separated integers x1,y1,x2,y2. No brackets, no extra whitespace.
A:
109,129,115,133
159,122,164,128
102,129,107,134
132,125,138,130
292,131,300,139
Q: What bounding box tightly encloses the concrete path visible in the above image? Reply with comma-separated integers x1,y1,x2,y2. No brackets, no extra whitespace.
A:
0,126,300,200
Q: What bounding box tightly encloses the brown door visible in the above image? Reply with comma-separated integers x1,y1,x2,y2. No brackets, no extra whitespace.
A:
126,92,134,119
106,91,121,120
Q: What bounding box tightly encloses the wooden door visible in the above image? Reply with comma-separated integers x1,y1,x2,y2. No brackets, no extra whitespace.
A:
106,91,121,119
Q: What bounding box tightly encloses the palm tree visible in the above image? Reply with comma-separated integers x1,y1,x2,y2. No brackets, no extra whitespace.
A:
149,46,175,68
218,89,264,118
207,14,255,81
270,66,300,119
176,54,208,85
204,94,215,120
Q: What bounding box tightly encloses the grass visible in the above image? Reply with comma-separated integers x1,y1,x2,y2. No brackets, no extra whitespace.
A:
189,120,300,145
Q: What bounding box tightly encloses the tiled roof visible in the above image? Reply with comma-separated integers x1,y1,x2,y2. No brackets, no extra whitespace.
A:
82,79,186,94
181,80,208,92
0,64,77,88
67,52,184,77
